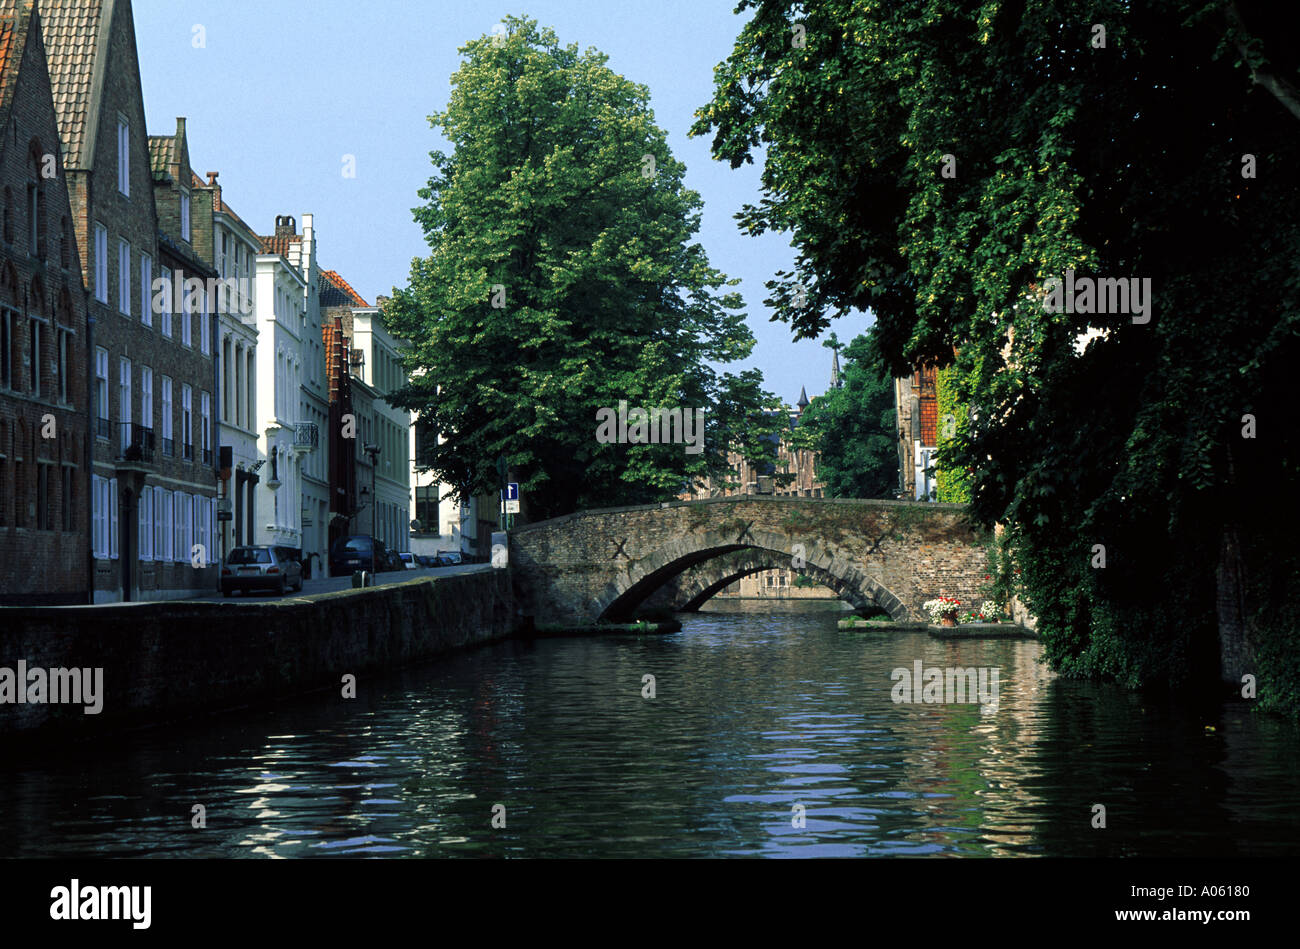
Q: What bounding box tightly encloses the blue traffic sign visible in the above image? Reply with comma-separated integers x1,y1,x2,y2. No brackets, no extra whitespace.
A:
502,482,519,501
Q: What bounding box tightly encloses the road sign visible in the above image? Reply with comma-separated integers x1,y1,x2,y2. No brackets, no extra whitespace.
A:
502,482,520,513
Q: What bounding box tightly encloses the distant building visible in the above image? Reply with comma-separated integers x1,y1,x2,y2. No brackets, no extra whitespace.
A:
0,0,91,604
895,364,938,500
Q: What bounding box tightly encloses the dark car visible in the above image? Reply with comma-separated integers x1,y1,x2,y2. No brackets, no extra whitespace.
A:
330,535,402,576
438,551,463,565
414,554,439,568
221,545,303,596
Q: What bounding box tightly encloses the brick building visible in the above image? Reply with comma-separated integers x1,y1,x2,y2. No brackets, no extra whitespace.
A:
0,0,91,604
45,0,217,601
895,364,938,500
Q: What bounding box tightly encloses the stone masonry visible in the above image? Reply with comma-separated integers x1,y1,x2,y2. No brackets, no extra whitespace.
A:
510,496,991,625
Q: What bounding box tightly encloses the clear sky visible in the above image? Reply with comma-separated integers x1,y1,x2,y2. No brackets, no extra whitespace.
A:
132,0,864,406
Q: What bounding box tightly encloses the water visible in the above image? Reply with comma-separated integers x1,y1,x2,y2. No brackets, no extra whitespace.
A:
1,609,1297,857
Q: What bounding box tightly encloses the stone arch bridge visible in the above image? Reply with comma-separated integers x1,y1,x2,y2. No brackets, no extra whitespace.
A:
509,497,991,625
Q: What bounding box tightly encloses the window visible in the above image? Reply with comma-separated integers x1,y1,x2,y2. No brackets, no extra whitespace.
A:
93,224,107,303
160,267,172,337
61,464,74,531
36,463,49,530
181,384,192,460
153,486,165,561
56,329,68,402
180,191,190,242
161,376,173,455
95,347,108,437
140,254,152,326
181,280,192,346
117,117,129,196
0,308,10,388
139,480,152,560
92,475,107,557
172,490,185,561
27,183,42,257
118,240,130,314
119,357,131,452
163,488,175,561
140,366,152,432
28,319,38,396
201,392,211,465
200,289,210,354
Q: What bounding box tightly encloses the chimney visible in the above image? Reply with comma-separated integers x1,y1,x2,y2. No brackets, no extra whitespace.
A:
206,171,219,187
176,116,186,143
275,215,297,237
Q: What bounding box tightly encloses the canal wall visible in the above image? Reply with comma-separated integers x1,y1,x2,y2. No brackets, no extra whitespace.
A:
0,570,516,739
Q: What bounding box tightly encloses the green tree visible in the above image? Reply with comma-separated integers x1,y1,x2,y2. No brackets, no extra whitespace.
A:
694,1,1300,709
386,16,783,521
789,329,898,498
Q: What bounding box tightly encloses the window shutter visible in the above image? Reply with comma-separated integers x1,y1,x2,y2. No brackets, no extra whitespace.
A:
109,478,118,559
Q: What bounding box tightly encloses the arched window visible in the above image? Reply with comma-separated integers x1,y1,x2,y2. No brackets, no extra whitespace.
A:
26,141,46,259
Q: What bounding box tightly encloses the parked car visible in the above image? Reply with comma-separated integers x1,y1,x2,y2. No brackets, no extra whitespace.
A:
221,546,303,596
329,535,389,577
437,551,462,565
414,554,439,568
398,552,418,570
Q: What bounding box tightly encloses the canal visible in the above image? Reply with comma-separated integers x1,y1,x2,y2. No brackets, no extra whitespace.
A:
2,605,1297,857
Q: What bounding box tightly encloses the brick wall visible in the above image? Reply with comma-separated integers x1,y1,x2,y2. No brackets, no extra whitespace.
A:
0,568,516,738
0,8,91,604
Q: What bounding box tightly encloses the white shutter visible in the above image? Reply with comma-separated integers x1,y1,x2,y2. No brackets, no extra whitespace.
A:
139,488,151,561
92,476,105,558
173,490,184,561
154,487,164,561
109,478,118,559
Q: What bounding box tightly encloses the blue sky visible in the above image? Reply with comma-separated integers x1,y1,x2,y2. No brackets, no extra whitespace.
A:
133,0,863,405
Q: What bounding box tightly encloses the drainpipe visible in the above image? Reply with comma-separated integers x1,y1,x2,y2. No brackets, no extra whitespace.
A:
85,303,95,604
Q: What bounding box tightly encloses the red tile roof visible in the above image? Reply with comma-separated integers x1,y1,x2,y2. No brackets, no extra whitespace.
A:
42,0,108,169
321,269,368,307
0,2,33,130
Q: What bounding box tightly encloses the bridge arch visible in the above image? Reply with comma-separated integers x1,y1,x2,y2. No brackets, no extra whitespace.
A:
592,526,908,622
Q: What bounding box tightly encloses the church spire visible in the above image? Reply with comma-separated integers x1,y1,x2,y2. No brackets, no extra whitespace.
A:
831,349,842,389
796,386,809,411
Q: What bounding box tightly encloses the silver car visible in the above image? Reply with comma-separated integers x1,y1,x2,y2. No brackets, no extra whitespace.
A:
221,546,304,596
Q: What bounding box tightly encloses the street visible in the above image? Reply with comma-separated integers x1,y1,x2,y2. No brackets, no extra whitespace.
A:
190,562,493,603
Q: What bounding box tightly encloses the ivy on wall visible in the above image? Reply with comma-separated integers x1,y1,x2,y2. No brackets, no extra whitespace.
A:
935,366,970,504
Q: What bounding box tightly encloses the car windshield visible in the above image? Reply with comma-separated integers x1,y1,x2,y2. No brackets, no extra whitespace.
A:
336,538,371,553
228,548,271,564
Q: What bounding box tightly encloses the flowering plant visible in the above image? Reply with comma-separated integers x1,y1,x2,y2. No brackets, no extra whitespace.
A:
959,600,1002,623
922,596,961,623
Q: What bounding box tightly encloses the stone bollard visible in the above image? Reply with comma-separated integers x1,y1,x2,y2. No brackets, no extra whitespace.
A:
352,571,364,589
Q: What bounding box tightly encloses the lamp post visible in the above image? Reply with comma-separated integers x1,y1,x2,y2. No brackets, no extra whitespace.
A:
363,442,380,579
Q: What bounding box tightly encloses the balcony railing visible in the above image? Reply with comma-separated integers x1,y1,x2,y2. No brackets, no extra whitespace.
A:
116,423,155,463
293,421,319,452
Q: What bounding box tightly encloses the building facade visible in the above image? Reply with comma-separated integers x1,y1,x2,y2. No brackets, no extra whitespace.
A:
0,0,91,604
894,364,938,501
47,0,217,602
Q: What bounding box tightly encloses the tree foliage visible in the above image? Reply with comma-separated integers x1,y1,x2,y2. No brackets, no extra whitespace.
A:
386,16,783,521
694,0,1300,706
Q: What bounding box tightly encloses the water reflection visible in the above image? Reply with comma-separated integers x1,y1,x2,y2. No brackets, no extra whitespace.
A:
0,608,1296,857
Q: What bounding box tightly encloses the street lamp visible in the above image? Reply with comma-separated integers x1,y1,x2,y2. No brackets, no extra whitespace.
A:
363,442,380,578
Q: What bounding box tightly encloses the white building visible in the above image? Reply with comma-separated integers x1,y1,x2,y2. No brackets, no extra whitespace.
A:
252,222,309,551
194,172,261,562
348,301,411,554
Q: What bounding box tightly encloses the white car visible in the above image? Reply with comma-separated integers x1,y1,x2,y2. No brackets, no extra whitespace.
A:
399,552,418,570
